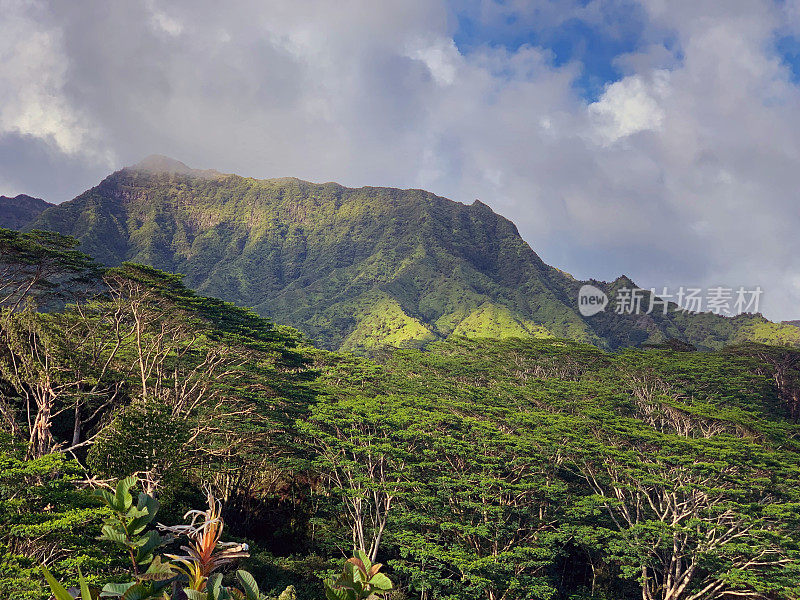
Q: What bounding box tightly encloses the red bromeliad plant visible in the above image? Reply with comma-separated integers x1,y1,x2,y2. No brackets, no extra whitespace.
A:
159,490,250,591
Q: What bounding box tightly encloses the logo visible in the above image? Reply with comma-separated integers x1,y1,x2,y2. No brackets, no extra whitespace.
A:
578,284,608,316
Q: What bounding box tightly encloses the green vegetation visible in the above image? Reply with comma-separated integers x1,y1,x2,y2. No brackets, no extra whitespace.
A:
2,230,800,599
340,293,437,352
324,551,393,600
0,195,52,231
25,163,800,351
39,474,369,600
0,445,113,598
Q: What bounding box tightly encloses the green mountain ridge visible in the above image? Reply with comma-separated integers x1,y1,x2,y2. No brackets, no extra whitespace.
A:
0,194,53,230
25,156,800,351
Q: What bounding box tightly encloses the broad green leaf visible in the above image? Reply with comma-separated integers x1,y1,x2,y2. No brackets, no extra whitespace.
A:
134,529,163,565
98,525,128,545
115,476,136,512
236,570,260,600
353,550,371,572
368,573,392,591
119,583,157,600
324,582,352,600
100,581,135,597
207,573,223,600
139,556,175,581
95,489,116,508
129,493,159,534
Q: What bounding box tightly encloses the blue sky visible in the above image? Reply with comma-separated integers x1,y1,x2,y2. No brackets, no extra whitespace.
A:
776,33,800,82
449,0,800,98
450,0,655,100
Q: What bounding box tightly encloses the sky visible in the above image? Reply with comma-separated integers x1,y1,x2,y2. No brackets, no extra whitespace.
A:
2,0,800,320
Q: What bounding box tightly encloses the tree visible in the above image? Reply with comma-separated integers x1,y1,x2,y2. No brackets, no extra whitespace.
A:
0,228,99,311
299,395,410,562
0,299,131,459
576,378,800,600
392,408,568,600
87,264,312,495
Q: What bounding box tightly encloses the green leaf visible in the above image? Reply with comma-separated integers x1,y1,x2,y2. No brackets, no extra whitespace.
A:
78,567,94,600
324,581,352,600
368,573,392,591
134,529,163,565
139,556,175,581
95,489,116,509
353,550,371,573
207,573,223,600
120,583,158,600
41,565,76,600
129,493,159,534
99,525,128,545
236,570,260,600
100,581,135,597
115,476,136,512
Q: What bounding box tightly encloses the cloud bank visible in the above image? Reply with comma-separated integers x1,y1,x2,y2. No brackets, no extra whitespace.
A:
1,0,800,319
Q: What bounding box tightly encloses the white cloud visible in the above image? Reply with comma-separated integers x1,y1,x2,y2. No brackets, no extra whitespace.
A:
2,0,800,319
405,37,460,85
0,2,85,154
589,71,668,143
145,0,183,37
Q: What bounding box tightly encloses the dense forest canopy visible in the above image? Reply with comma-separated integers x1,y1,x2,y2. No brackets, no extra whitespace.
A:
1,228,800,599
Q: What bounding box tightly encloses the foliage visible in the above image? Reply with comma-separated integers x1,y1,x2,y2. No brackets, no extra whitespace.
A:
324,550,393,600
307,337,800,599
41,476,302,600
0,227,99,311
95,476,169,576
3,241,800,599
298,395,411,562
0,440,112,599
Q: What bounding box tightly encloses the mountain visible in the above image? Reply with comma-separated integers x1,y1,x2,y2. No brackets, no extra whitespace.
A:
0,194,53,229
27,156,800,351
130,154,222,178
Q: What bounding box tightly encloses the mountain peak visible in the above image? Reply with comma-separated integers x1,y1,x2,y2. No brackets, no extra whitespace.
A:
1,193,50,204
127,155,221,178
131,154,192,173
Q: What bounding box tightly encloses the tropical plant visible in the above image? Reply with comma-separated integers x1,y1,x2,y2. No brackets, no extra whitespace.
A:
95,476,168,575
91,476,175,599
41,566,94,600
160,490,250,592
324,550,393,600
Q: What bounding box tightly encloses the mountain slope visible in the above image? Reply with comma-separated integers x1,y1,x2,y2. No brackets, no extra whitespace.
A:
28,157,800,351
0,194,53,229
